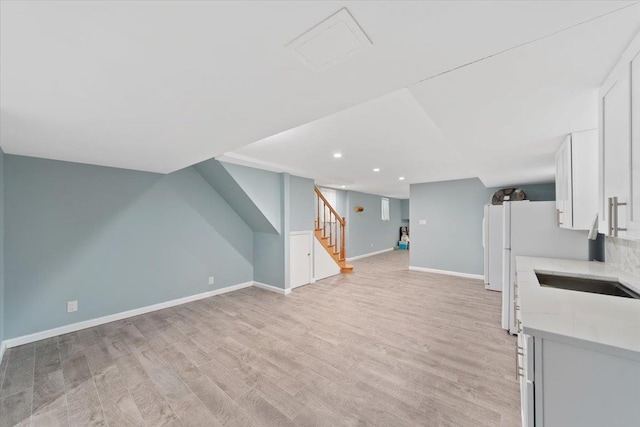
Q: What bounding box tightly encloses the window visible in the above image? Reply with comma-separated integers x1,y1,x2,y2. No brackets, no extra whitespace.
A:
381,197,390,221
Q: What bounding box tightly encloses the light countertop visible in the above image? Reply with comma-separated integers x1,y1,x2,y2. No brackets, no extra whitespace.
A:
516,256,640,359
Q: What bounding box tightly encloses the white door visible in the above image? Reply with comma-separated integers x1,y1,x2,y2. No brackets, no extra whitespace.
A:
290,233,312,289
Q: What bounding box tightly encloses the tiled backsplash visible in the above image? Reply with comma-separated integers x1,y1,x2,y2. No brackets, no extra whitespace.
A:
605,237,640,277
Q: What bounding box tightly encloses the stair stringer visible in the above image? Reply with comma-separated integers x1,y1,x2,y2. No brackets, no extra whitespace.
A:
314,230,353,273
313,235,340,280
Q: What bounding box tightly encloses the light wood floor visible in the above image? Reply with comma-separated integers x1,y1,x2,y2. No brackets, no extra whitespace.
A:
0,250,521,427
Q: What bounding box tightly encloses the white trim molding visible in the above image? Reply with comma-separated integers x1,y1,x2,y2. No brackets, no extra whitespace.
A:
252,281,291,295
4,281,253,349
289,230,313,236
0,341,6,364
408,266,484,280
346,247,394,261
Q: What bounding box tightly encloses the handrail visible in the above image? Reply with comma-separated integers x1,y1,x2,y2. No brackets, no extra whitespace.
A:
314,185,346,261
314,186,345,226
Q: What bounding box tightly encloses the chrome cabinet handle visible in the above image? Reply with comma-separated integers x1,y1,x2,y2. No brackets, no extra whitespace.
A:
609,197,628,236
515,341,519,379
515,343,524,378
608,197,614,236
556,209,563,226
614,197,619,236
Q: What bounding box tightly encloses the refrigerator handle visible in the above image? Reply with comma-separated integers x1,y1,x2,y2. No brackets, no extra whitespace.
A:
482,217,486,249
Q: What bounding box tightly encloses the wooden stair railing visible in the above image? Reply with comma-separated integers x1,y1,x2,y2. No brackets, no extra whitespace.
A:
314,186,353,273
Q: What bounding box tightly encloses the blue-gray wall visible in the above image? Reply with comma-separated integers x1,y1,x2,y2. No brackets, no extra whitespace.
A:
197,160,295,290
400,199,410,222
289,176,315,232
253,232,285,288
222,162,282,234
4,155,254,339
346,191,403,258
0,148,4,348
409,178,555,275
194,159,278,233
238,167,287,290
317,188,403,258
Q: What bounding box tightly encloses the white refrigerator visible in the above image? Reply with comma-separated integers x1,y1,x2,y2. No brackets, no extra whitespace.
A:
483,204,504,292
501,201,589,334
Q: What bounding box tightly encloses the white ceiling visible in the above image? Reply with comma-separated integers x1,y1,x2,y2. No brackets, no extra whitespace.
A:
220,88,473,198
1,1,639,198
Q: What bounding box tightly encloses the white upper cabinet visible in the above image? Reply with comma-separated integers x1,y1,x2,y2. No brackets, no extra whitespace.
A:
555,130,597,230
555,135,572,228
599,32,640,240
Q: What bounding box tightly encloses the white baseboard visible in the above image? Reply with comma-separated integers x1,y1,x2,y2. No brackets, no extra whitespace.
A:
252,281,291,295
0,340,5,364
346,247,394,261
408,266,484,280
4,281,253,349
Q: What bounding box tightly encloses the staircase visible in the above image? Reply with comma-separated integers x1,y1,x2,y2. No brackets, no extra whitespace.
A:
314,186,353,273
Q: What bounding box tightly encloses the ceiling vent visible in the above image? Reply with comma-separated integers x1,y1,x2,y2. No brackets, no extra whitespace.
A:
287,8,372,71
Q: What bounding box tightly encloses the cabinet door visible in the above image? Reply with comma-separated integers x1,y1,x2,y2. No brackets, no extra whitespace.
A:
601,75,631,237
555,136,572,228
629,53,640,239
570,130,598,231
519,334,536,427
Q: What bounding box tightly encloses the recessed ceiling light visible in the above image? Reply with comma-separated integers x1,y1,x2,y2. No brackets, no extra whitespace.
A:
373,168,380,172
399,177,405,181
340,185,346,188
333,153,342,158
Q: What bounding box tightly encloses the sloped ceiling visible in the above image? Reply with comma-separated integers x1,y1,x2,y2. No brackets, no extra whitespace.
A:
1,1,639,198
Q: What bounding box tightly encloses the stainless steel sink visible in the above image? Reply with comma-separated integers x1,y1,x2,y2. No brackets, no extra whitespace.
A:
535,273,640,299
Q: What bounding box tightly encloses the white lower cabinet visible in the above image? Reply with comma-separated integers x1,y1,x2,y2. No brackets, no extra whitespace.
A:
517,332,535,427
517,333,640,427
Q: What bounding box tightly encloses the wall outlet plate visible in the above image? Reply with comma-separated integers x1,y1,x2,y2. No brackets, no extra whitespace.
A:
208,276,215,285
67,300,78,313
419,219,427,225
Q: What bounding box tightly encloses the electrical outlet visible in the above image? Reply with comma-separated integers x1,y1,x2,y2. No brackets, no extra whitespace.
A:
419,219,427,225
67,300,78,313
370,243,374,248
208,276,215,285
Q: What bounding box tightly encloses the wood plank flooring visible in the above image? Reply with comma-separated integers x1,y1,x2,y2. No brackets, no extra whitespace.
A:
0,251,521,426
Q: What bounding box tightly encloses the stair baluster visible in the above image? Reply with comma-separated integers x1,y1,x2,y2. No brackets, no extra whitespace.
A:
313,186,352,273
